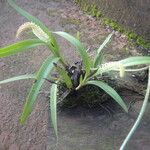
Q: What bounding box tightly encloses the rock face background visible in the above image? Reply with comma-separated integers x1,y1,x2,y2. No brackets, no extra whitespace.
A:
78,0,150,41
0,0,150,149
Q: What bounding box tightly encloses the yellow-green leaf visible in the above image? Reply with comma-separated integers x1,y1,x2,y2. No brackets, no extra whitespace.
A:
55,65,73,89
0,39,44,58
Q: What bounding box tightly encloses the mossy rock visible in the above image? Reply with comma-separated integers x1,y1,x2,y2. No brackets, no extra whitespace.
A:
58,84,109,109
74,0,150,49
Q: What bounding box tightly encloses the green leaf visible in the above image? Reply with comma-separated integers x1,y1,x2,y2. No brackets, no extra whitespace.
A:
120,66,150,150
97,32,113,54
94,52,103,68
0,39,44,58
50,83,58,137
54,31,91,75
94,32,113,67
120,56,150,67
8,0,60,54
79,74,83,84
20,56,59,124
0,74,35,84
86,80,128,112
55,65,73,89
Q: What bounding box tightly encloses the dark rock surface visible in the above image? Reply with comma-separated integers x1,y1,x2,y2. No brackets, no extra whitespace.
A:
0,0,150,149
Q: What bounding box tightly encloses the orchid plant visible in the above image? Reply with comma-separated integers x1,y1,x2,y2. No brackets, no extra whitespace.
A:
0,1,150,149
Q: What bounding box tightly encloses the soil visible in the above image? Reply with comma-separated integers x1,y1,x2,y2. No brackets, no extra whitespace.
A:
0,0,150,150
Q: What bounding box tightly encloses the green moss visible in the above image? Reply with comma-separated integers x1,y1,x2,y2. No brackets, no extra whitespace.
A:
74,0,150,49
82,3,103,18
47,9,60,17
103,19,150,48
83,3,90,12
64,28,71,34
103,18,125,33
60,84,108,108
76,31,81,40
96,11,103,19
60,18,81,27
136,37,150,48
127,32,138,40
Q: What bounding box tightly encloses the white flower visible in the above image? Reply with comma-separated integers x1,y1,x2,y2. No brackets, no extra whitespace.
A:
16,22,50,43
98,61,125,77
119,63,125,78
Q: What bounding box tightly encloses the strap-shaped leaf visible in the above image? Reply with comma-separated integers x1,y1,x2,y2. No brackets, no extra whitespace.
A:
55,65,73,89
120,66,150,150
0,74,35,84
8,0,60,54
86,80,128,112
20,56,59,123
54,31,91,75
94,32,113,67
94,52,103,68
0,39,44,58
50,83,58,137
120,56,150,67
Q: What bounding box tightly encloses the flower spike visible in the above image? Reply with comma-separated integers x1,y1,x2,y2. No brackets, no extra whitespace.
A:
16,22,50,43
